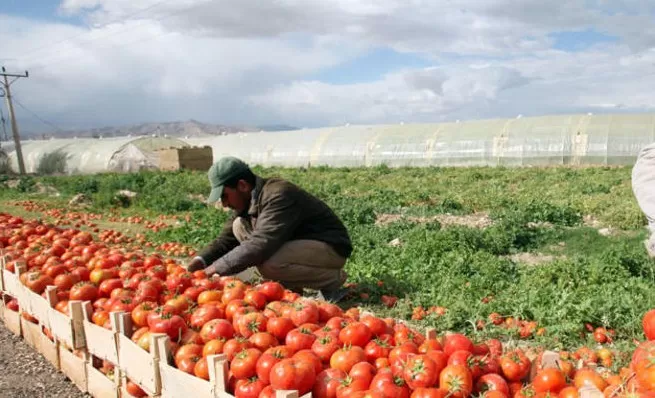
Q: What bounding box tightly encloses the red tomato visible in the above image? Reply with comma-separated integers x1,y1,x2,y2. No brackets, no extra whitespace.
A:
236,312,268,338
370,368,411,398
532,368,566,393
199,319,234,343
318,302,344,323
267,316,295,341
234,377,266,398
644,309,655,341
403,354,439,389
269,358,317,395
476,373,510,396
339,322,373,348
189,305,223,330
312,334,341,363
314,368,347,398
69,282,99,301
148,312,188,341
499,350,531,382
411,388,449,398
443,334,474,357
248,332,278,351
290,300,319,326
330,346,366,373
98,278,123,298
257,281,285,301
439,365,473,398
230,348,262,379
286,327,318,352
244,290,267,310
256,346,293,384
365,337,393,363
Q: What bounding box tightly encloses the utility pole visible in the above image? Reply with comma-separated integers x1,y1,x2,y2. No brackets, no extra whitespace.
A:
0,66,29,174
0,107,7,142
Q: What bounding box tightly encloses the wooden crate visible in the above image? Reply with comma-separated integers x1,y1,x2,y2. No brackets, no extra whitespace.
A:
158,146,213,171
155,336,310,398
20,315,60,369
156,336,227,398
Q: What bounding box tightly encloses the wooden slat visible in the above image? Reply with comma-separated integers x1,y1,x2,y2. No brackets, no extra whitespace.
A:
82,302,120,364
86,362,120,398
156,336,214,398
22,287,51,328
1,296,21,336
3,262,27,304
116,313,163,397
58,345,88,393
46,289,86,349
0,252,7,291
20,316,60,370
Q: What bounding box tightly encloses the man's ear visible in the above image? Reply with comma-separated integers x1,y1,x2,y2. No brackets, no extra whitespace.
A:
237,179,252,192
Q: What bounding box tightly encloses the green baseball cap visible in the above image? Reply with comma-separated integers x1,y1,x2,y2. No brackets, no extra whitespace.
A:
207,157,251,204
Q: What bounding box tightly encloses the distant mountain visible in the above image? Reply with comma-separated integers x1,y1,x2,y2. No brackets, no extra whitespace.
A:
18,120,300,140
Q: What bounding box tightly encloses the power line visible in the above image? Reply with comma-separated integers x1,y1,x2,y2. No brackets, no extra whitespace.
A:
12,0,176,63
12,96,65,132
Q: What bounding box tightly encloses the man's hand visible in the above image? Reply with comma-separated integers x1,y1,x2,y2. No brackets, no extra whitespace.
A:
185,257,206,273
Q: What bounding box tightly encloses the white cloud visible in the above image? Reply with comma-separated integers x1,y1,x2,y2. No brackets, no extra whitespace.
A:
0,0,654,131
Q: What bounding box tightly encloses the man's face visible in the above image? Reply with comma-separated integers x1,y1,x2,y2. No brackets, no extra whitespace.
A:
221,180,251,214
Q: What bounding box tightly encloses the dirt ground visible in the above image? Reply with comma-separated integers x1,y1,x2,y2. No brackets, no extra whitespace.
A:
0,323,88,398
375,212,494,228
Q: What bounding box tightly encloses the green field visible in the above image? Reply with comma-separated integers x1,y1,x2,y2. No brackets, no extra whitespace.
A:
1,165,653,351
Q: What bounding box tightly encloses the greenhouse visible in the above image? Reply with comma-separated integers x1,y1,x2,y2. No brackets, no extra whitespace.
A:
0,136,188,174
2,113,655,174
186,113,655,168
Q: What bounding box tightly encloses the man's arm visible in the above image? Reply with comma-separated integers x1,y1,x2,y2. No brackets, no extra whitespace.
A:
204,191,301,276
187,214,240,271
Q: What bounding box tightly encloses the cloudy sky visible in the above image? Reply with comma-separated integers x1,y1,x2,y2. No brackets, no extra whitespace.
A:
1,0,655,132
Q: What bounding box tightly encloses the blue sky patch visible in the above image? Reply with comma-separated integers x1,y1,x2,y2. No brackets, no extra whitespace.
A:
308,47,433,85
550,29,619,52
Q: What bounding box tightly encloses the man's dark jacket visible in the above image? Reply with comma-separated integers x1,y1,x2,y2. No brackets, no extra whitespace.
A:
198,176,352,275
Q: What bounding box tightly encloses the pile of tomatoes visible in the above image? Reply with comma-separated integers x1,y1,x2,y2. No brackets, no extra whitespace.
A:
3,211,655,398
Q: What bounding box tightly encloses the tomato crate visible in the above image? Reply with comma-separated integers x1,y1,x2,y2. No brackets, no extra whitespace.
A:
155,335,228,398
1,293,21,336
154,335,311,398
115,313,164,397
20,314,60,370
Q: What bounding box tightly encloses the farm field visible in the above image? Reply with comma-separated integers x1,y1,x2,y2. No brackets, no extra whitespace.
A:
2,165,655,397
0,167,655,398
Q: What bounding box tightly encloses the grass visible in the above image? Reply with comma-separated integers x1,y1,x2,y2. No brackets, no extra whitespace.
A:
1,165,653,350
